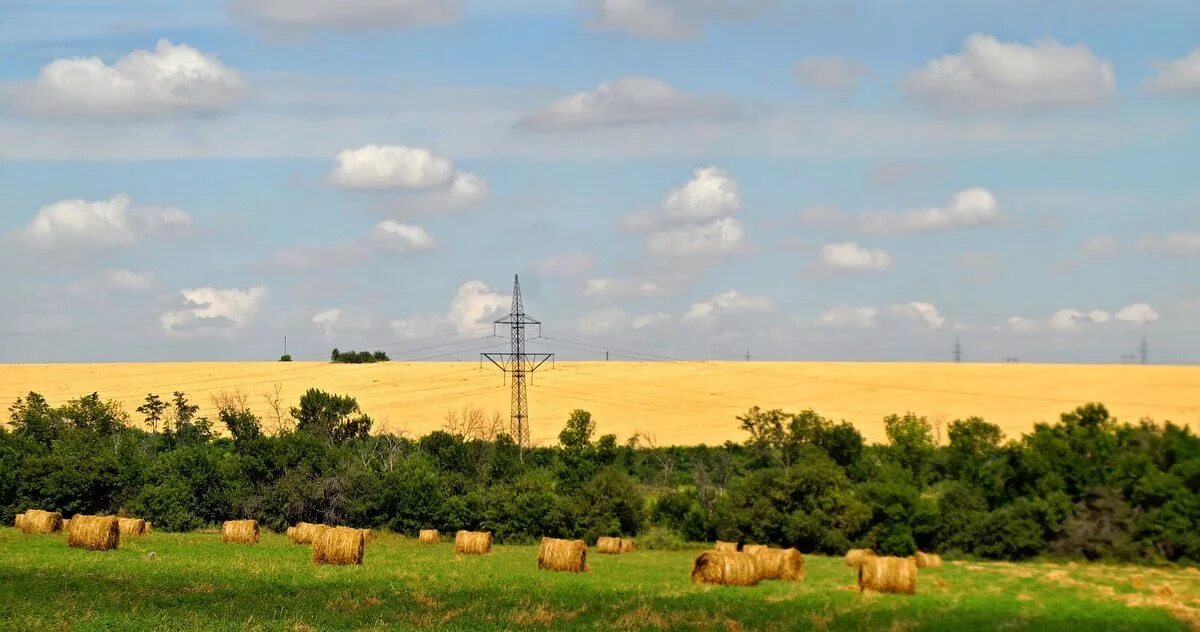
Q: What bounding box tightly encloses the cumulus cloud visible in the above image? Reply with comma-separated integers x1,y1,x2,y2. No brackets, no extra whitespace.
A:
516,76,747,132
1139,231,1200,256
1050,309,1110,331
330,145,487,212
820,241,892,272
905,34,1115,113
587,0,771,40
858,187,1000,234
1115,303,1159,324
683,290,773,322
371,220,436,253
534,254,593,277
19,194,192,251
630,167,746,257
231,0,459,32
794,57,869,92
889,302,946,330
312,308,342,335
102,269,154,293
1142,49,1200,95
819,305,878,328
391,281,510,340
10,40,245,121
584,277,665,299
161,286,267,334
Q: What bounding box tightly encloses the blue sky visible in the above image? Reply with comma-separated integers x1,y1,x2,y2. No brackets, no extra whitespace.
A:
0,0,1197,364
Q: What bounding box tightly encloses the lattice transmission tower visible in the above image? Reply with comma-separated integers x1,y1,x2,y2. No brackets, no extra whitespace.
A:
483,275,553,451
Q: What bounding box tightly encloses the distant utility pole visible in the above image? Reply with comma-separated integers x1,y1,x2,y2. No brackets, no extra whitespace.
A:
953,338,963,363
745,349,751,361
283,336,288,357
1139,336,1148,365
482,275,554,452
605,350,609,361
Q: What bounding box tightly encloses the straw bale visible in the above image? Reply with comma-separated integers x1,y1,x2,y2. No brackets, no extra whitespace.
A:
691,551,759,586
537,537,589,572
221,520,260,544
311,526,365,565
455,530,492,555
67,515,119,551
858,555,917,594
418,529,439,543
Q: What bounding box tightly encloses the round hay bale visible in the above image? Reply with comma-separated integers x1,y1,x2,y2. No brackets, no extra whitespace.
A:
454,530,492,555
714,540,739,552
312,526,365,565
21,510,63,534
117,517,147,537
596,536,622,554
288,522,326,545
418,529,440,543
914,551,942,569
619,538,635,553
845,548,876,567
858,555,918,595
751,547,805,581
538,537,589,572
221,520,260,544
14,513,25,530
743,544,767,556
691,551,759,587
61,518,71,534
67,515,120,551
359,528,374,543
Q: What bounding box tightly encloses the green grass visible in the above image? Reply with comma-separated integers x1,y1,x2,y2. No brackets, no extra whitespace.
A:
0,528,1192,631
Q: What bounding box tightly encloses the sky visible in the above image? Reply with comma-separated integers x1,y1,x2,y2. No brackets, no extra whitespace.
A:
0,0,1197,364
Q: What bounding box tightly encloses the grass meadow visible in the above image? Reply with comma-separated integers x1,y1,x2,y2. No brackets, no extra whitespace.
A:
3,528,1198,631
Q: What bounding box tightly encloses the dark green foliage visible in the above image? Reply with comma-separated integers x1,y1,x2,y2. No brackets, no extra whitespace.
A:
279,354,292,362
2,393,1198,564
330,349,389,364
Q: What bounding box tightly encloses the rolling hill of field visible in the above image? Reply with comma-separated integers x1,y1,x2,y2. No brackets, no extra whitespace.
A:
1,361,1197,445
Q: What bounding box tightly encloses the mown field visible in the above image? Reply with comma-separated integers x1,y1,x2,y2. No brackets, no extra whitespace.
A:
2,361,1198,444
2,528,1198,631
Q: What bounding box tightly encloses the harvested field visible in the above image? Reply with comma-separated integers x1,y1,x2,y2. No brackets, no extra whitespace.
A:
0,528,1191,630
2,362,1196,444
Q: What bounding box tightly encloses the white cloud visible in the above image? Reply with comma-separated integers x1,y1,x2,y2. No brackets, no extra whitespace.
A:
632,312,671,329
447,281,509,333
371,220,436,253
819,305,878,328
1115,303,1159,325
534,254,593,277
683,290,773,322
647,217,744,256
890,302,946,330
161,286,267,334
102,269,154,293
1143,49,1200,95
661,166,741,222
794,57,869,92
231,0,459,31
634,166,746,257
10,40,245,121
858,187,1000,233
584,277,665,299
586,0,771,40
905,34,1115,113
820,241,892,272
19,194,192,251
330,144,487,211
1140,231,1200,256
312,308,342,335
516,76,746,131
1050,308,1109,332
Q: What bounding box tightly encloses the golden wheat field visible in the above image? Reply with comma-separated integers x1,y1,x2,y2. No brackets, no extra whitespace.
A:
1,361,1197,445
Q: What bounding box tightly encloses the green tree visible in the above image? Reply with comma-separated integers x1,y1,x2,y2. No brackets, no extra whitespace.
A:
136,394,167,434
290,389,372,444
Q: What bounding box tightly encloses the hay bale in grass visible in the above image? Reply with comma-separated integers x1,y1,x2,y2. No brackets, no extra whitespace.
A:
619,538,635,553
455,530,492,555
312,526,365,565
845,548,875,567
914,551,942,569
288,522,326,545
67,515,120,551
538,537,589,572
14,513,24,530
117,517,147,537
360,528,374,543
61,518,70,533
858,555,917,595
714,540,738,552
750,547,805,581
743,544,767,556
691,551,759,587
21,510,63,534
221,520,260,544
596,536,622,554
418,529,439,543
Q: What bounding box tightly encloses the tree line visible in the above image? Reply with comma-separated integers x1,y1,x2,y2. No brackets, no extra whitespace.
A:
1,388,1197,563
